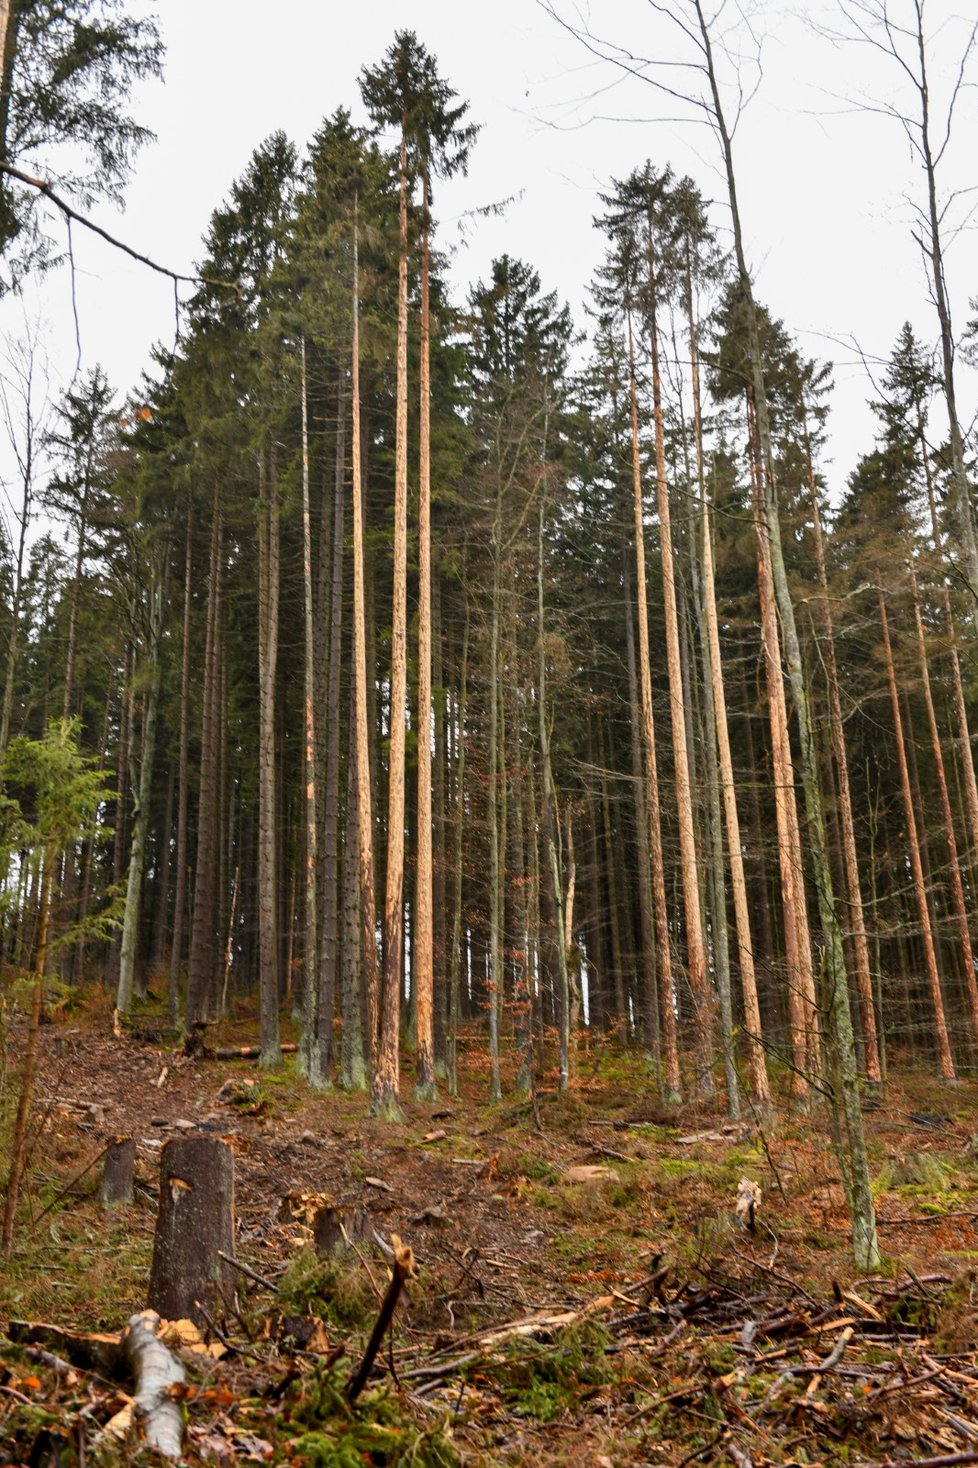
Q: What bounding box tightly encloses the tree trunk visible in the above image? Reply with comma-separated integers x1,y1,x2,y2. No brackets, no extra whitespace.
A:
186,490,223,1032
319,375,347,1085
907,559,978,1051
414,177,437,1101
805,431,881,1084
298,340,323,1085
168,505,193,1028
147,1136,235,1327
623,549,659,1062
376,131,410,1122
627,311,679,1102
645,219,714,1094
876,574,955,1079
350,206,381,1100
117,568,166,1015
257,449,281,1067
100,1138,136,1210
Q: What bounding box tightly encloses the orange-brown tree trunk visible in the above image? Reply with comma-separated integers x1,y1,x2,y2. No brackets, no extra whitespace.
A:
877,573,955,1081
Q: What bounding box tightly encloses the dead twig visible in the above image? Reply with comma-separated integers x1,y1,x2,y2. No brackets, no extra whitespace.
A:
345,1235,415,1403
217,1250,278,1293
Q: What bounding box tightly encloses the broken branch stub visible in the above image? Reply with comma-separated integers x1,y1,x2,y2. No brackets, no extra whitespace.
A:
148,1135,235,1327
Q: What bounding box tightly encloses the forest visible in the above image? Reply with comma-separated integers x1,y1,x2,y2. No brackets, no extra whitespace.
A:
3,3,978,1465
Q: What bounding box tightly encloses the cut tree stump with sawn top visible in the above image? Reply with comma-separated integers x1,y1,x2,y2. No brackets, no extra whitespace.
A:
147,1135,235,1327
99,1137,135,1209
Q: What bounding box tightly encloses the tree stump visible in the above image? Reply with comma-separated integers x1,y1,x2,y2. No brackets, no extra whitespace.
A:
313,1202,370,1256
100,1137,136,1209
148,1136,235,1326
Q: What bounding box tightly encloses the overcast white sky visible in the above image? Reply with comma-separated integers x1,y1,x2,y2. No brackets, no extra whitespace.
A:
8,0,978,503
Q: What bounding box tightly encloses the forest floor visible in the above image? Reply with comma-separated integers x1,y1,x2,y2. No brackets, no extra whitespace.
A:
3,993,978,1466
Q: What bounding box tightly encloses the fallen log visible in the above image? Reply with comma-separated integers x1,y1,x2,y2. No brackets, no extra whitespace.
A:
212,1042,299,1060
8,1320,124,1374
117,1310,186,1458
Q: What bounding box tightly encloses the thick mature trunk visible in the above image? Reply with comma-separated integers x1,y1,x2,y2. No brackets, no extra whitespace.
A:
415,184,437,1100
147,1136,235,1327
257,451,281,1067
877,575,955,1080
375,131,410,1121
627,313,678,1100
